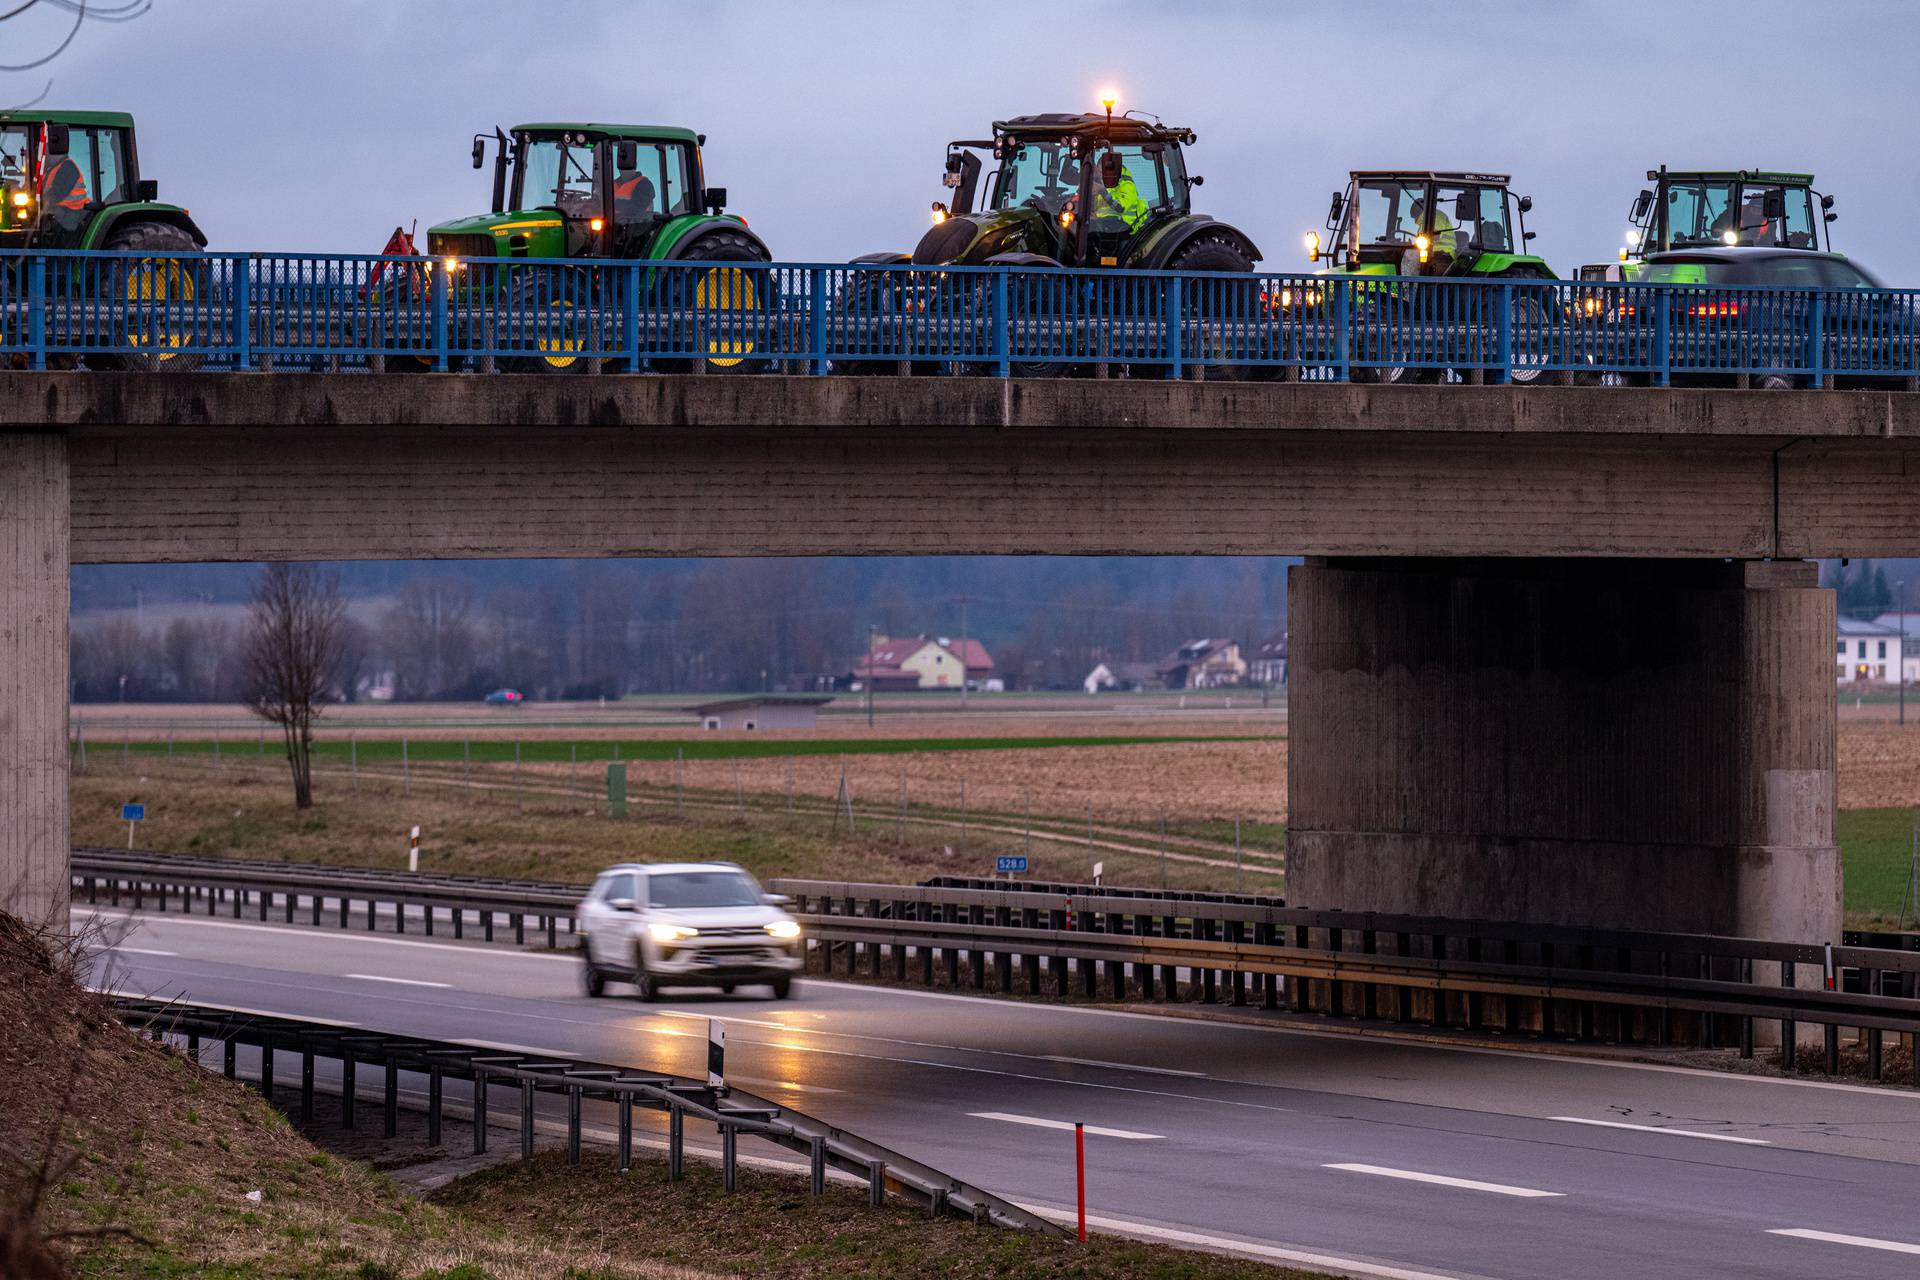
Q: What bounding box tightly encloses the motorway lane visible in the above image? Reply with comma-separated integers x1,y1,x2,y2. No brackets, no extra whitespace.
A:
81,908,1920,1280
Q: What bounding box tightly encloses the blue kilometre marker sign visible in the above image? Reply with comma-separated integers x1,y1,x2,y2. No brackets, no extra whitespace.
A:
995,855,1029,874
121,803,145,823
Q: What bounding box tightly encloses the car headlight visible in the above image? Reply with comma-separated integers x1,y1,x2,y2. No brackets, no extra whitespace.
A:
649,923,698,944
764,920,802,940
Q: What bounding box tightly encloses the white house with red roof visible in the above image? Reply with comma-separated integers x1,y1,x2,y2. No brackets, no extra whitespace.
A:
851,635,996,692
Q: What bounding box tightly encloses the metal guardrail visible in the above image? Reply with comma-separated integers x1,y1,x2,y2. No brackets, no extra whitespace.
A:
7,249,1920,384
773,879,1920,1083
72,850,1920,1081
111,996,1056,1232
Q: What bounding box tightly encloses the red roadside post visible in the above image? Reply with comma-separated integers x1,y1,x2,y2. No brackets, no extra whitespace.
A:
1075,1121,1087,1242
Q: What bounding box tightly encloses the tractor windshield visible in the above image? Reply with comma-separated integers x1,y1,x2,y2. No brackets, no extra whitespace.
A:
992,138,1188,224
1663,180,1736,246
993,141,1079,210
610,142,694,226
516,135,598,214
1352,180,1424,245
1432,185,1515,254
0,126,28,189
1734,184,1817,248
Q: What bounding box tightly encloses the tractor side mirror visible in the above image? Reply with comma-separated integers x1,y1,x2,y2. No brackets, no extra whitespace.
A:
1762,189,1786,220
1517,195,1533,214
1327,190,1343,224
616,139,639,171
43,123,69,155
135,179,158,202
1188,174,1204,187
1524,230,1537,241
704,186,727,214
1099,152,1123,189
1824,212,1837,224
1820,193,1835,211
1630,189,1653,222
471,136,486,169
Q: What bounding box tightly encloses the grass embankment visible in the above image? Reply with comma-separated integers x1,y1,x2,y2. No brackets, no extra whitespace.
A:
1840,807,1920,929
70,759,1287,897
4,913,1333,1279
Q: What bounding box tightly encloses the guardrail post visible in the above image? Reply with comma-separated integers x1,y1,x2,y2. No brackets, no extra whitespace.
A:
428,1066,442,1146
810,269,828,376
430,260,449,373
1654,288,1671,387
567,1085,582,1164
1333,277,1351,382
1494,282,1513,385
668,1103,685,1180
259,1039,274,1103
617,1093,632,1171
223,1035,236,1079
519,1080,535,1158
341,1053,355,1128
1781,960,1797,1071
384,1060,399,1137
234,255,253,369
300,1046,314,1121
626,263,643,373
810,1134,826,1195
869,1159,886,1207
722,1124,738,1192
1807,291,1827,388
992,270,1009,378
28,255,45,370
1166,275,1183,380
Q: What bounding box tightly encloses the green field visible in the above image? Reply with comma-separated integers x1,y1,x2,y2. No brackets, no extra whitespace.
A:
84,732,1273,764
1841,807,1920,927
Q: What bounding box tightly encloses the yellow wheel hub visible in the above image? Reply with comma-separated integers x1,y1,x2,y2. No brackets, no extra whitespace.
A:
124,258,194,357
696,266,757,367
536,297,582,369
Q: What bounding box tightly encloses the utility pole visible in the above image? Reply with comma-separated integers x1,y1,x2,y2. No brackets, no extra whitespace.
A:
1900,579,1910,727
958,595,971,709
866,623,877,729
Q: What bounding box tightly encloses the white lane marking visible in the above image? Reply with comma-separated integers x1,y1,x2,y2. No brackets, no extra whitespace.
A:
1040,1055,1205,1079
453,1038,578,1058
729,1075,841,1095
655,1009,793,1030
76,909,577,960
1325,1163,1564,1199
345,974,453,989
1548,1116,1770,1145
1016,1202,1470,1280
105,946,178,957
969,1112,1163,1141
1768,1228,1920,1256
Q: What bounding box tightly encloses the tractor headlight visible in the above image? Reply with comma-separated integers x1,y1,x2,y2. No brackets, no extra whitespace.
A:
649,923,698,945
9,190,28,209
443,256,463,274
765,920,802,940
1304,230,1320,263
1415,234,1431,264
1721,230,1738,246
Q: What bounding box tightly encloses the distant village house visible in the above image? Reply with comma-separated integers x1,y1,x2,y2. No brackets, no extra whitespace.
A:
851,635,998,692
1248,631,1288,686
1838,618,1906,685
1083,661,1159,694
1155,639,1245,690
686,694,834,731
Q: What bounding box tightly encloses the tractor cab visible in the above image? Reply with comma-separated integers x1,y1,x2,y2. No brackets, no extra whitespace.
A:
1311,171,1548,278
1595,169,1834,279
0,109,202,253
430,123,734,264
913,108,1239,271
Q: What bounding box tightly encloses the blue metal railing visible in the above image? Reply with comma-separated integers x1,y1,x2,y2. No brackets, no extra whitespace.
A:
2,249,1917,384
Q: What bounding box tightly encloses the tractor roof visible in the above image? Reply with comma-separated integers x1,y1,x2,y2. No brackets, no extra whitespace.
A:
992,113,1192,143
0,109,135,129
1647,169,1815,184
1351,170,1513,185
513,123,700,144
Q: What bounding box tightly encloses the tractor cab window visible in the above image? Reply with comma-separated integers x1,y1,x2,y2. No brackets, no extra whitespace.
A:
1352,180,1423,246
1664,180,1736,246
1431,185,1513,255
992,141,1079,212
0,127,28,190
517,136,598,215
1736,184,1816,249
611,141,691,226
1089,143,1185,231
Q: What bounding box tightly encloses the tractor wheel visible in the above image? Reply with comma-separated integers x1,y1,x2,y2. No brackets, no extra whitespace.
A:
502,268,593,374
90,222,205,372
1498,272,1555,385
1356,363,1435,385
1162,235,1259,380
656,231,771,374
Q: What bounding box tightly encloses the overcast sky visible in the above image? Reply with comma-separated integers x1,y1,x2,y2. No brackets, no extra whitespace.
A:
10,0,1919,279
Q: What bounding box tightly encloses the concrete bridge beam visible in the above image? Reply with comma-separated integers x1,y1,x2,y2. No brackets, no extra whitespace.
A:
1286,556,1839,943
0,432,69,931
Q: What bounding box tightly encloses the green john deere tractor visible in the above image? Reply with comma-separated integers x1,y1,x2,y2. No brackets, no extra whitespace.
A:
850,109,1261,375
1303,170,1554,383
0,109,209,369
428,123,770,371
1575,168,1837,282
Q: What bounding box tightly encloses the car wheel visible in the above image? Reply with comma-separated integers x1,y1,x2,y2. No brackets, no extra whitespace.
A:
719,983,737,995
770,976,794,1000
632,955,658,1002
581,954,606,998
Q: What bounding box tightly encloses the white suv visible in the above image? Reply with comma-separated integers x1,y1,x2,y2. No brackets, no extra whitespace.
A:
576,862,803,1000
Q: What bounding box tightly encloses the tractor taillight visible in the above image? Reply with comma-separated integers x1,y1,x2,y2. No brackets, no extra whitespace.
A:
1688,302,1741,318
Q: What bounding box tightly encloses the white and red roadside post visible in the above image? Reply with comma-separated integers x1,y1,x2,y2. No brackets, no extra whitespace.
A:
707,1018,727,1093
408,825,421,872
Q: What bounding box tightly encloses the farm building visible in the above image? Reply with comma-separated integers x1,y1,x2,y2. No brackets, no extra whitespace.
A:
1837,618,1904,685
1248,631,1288,686
1872,611,1920,684
1156,639,1246,690
685,695,834,731
1084,661,1159,694
851,634,996,691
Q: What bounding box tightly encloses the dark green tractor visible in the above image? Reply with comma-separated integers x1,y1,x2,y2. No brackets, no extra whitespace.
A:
850,109,1261,375
0,109,209,369
428,123,770,371
1575,168,1836,283
1304,170,1555,383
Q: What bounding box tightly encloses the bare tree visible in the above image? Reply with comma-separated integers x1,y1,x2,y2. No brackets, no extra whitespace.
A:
1,0,154,107
242,563,344,810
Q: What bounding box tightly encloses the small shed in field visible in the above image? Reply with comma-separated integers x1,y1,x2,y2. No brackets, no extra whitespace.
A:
685,695,834,731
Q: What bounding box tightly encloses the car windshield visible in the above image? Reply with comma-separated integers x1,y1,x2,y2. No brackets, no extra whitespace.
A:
517,135,597,212
649,870,762,909
1641,256,1882,288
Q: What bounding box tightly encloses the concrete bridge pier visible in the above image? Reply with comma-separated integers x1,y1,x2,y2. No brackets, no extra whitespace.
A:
1,432,69,932
1286,556,1839,944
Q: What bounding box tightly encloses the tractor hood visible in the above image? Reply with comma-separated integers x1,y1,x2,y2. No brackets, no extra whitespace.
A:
912,207,1054,266
426,209,567,258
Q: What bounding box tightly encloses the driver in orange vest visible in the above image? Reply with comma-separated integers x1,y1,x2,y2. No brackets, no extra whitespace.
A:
613,164,655,223
42,150,87,227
